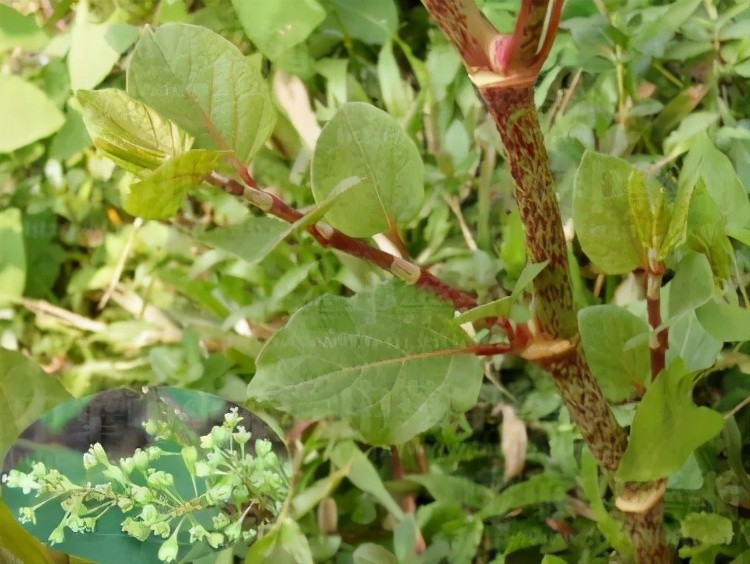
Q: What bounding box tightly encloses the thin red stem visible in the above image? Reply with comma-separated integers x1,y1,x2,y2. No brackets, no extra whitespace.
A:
204,174,479,311
646,267,667,380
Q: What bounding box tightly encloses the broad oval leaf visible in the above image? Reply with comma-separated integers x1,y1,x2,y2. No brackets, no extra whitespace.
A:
76,89,193,176
311,102,424,237
578,305,649,402
127,23,276,163
124,149,231,219
247,281,482,445
617,358,724,482
0,75,64,153
573,151,643,274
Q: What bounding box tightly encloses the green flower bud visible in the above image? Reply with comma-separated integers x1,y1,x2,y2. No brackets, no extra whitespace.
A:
157,531,179,563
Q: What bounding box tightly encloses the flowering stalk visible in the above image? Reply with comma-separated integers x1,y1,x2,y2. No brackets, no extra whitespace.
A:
420,1,669,561
3,409,288,563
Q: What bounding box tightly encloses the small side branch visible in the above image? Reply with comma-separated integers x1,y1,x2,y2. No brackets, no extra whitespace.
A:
204,173,478,311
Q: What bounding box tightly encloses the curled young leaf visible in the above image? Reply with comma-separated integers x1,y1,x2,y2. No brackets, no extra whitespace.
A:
76,89,193,176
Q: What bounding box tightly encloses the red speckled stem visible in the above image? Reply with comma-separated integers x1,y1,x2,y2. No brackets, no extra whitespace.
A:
420,0,670,560
205,174,478,311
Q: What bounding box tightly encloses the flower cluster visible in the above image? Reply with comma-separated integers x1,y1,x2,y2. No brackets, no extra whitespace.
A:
2,408,289,563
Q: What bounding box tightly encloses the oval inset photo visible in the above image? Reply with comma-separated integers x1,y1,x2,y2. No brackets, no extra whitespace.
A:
1,387,288,564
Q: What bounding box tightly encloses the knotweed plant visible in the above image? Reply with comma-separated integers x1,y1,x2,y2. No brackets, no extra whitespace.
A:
2,409,288,562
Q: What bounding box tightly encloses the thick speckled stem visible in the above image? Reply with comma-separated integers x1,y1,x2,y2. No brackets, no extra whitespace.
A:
479,85,576,337
481,82,670,564
419,3,670,559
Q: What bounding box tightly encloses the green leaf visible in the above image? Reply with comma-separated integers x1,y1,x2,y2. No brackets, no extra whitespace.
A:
627,167,695,262
197,217,289,264
76,89,193,176
48,107,92,161
22,210,65,299
573,151,643,274
454,260,548,324
232,0,325,60
579,449,631,556
245,518,313,564
681,132,750,242
405,473,492,510
353,544,398,564
680,512,733,549
686,181,735,282
578,305,649,402
0,350,72,462
0,208,26,306
0,5,48,53
124,149,231,219
127,23,276,163
378,41,413,119
197,176,361,264
331,0,398,45
68,1,137,90
0,502,56,564
617,358,724,482
667,252,714,322
479,474,571,518
329,441,404,519
248,281,482,445
667,311,722,372
660,172,694,260
311,102,424,237
0,75,64,153
291,466,348,519
696,300,750,342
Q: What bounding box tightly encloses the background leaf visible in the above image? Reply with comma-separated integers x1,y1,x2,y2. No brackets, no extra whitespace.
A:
0,75,64,153
696,300,750,342
127,23,276,163
311,102,424,237
232,0,325,60
329,441,404,519
0,349,71,462
479,474,571,518
0,5,48,53
681,132,750,243
68,1,137,90
0,208,25,306
329,0,398,45
248,281,482,444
